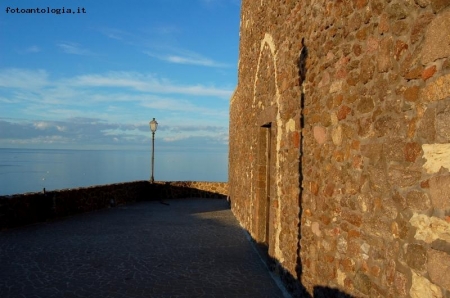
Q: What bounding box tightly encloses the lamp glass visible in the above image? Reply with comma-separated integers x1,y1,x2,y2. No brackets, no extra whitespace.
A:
149,118,158,133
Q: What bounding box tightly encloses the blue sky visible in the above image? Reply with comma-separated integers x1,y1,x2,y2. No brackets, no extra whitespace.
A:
0,0,240,151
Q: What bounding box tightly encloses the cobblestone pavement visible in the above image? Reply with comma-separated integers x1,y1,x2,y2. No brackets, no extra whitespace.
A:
0,199,288,298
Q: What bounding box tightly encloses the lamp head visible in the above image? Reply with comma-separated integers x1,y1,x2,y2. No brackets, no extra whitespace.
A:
149,118,158,133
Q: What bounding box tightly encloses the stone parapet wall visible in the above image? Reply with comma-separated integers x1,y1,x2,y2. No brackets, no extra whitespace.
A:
0,181,227,229
153,181,228,199
229,0,450,297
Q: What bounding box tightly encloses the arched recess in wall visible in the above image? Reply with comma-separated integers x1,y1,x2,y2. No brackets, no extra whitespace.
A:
251,33,282,259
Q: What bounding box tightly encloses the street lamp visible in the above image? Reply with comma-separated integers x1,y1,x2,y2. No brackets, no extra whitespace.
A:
149,118,158,183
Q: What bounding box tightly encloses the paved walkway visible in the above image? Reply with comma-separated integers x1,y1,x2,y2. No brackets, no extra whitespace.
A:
0,199,288,298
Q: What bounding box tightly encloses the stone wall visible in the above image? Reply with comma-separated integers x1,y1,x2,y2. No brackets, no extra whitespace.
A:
0,181,228,229
153,181,228,199
229,0,450,297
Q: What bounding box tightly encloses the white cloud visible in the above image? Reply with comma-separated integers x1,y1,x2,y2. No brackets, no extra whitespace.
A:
0,118,228,150
97,26,231,68
33,122,52,130
56,125,67,132
70,71,232,98
163,135,189,142
0,68,232,103
0,68,48,89
98,28,127,41
0,68,230,149
57,42,92,55
145,51,229,68
25,45,41,53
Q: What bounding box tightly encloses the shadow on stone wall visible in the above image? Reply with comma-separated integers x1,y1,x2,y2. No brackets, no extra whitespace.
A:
0,181,227,230
252,239,354,298
246,39,352,298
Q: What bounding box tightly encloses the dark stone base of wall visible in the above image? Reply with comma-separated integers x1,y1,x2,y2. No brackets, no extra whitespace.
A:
0,181,228,230
248,232,355,298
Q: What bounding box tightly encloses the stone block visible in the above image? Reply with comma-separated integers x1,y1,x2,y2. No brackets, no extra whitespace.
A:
410,213,450,243
431,0,450,12
360,55,376,84
406,66,425,80
422,144,450,174
374,115,403,138
395,40,408,61
330,80,343,93
323,183,335,197
393,21,409,37
378,13,390,34
411,13,434,45
370,265,381,277
318,71,331,88
364,215,392,239
342,210,362,227
347,13,362,31
404,142,422,162
378,37,393,72
355,0,368,9
421,10,450,63
383,197,399,219
410,272,443,298
415,0,431,7
406,190,431,211
311,221,322,237
394,271,408,297
293,131,300,148
436,103,450,142
354,272,372,295
368,166,389,192
404,85,420,102
422,65,437,81
444,57,450,70
337,105,352,120
388,165,422,188
417,106,436,142
429,174,450,209
371,0,386,15
383,140,405,163
337,237,348,254
309,181,319,195
393,191,407,209
427,249,450,291
386,259,396,285
313,126,327,144
353,44,362,56
406,243,427,271
358,116,374,137
421,74,450,103
387,3,408,20
394,217,410,239
366,36,379,53
331,125,342,146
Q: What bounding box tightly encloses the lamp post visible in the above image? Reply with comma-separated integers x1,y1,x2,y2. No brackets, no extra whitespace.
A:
149,118,158,183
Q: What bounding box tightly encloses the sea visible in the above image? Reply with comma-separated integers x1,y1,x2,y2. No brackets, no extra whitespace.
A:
0,148,228,196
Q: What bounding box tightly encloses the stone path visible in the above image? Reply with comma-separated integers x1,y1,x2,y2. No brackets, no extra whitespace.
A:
0,199,288,298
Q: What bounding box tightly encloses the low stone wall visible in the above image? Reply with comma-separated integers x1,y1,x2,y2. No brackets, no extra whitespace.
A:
153,181,228,199
0,181,228,229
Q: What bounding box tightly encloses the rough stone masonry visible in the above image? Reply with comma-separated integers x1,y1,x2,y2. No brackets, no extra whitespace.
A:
228,0,450,297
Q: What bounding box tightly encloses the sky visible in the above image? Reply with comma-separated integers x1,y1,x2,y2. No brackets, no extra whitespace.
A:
0,0,241,152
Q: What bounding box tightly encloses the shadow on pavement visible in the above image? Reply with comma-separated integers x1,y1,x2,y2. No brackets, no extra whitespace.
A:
0,198,286,298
